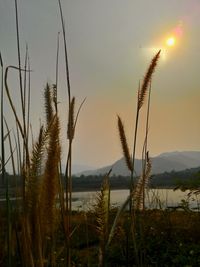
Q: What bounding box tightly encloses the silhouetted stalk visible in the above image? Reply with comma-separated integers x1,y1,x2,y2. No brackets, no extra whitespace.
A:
117,116,133,173
131,50,160,212
15,0,24,114
23,45,28,168
15,0,29,165
5,65,31,201
4,119,22,267
55,32,60,114
64,138,72,266
74,96,86,123
58,2,86,265
0,53,11,266
1,53,11,266
5,66,24,138
58,1,72,265
16,121,24,198
4,120,17,181
30,124,34,150
1,52,11,266
141,81,152,210
58,0,71,104
26,54,31,148
54,31,67,245
111,51,161,266
23,45,28,124
94,170,111,267
5,126,13,267
13,131,21,176
5,66,31,141
130,93,140,211
0,52,5,183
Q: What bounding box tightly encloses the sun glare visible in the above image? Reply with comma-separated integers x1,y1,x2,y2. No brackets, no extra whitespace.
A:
166,37,175,47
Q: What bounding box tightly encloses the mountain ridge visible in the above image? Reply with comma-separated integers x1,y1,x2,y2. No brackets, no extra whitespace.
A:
76,151,200,176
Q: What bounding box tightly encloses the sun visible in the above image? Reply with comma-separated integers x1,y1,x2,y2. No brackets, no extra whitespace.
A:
166,37,175,47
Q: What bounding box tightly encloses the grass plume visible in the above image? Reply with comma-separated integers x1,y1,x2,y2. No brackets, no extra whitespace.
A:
138,50,161,110
44,83,54,125
117,115,133,172
94,170,111,267
67,97,75,140
40,116,61,235
131,50,161,211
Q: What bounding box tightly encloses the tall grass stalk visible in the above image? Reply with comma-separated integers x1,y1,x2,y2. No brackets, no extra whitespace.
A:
14,0,30,170
5,65,31,201
1,52,11,267
94,169,111,267
13,128,21,177
5,66,24,138
54,31,68,249
58,0,71,104
109,51,161,262
4,120,17,185
58,2,86,264
57,1,86,266
26,53,31,149
130,50,161,211
141,81,152,210
14,0,24,115
57,2,72,265
1,52,12,267
55,32,60,113
117,50,160,212
22,45,30,169
0,52,5,183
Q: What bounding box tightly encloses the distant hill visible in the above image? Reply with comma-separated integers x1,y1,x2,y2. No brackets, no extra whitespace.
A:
77,151,200,177
72,166,200,191
71,164,96,175
149,166,200,188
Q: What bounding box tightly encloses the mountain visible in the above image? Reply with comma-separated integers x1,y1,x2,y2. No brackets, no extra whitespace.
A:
72,164,96,174
78,151,200,176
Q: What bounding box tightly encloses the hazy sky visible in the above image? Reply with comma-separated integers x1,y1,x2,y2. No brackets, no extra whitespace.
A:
1,0,200,168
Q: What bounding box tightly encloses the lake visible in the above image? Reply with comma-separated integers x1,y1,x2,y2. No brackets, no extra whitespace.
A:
1,189,199,211
71,189,200,211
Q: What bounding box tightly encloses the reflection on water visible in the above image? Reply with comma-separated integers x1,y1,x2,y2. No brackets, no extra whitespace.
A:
72,189,200,211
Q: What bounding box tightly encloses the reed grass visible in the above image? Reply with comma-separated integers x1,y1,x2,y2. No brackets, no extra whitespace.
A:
2,42,161,267
116,50,160,213
106,51,161,266
58,1,74,265
131,50,161,210
93,169,111,267
1,1,200,266
117,116,133,173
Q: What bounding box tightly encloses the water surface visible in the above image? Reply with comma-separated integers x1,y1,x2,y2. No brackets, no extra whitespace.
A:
72,189,200,211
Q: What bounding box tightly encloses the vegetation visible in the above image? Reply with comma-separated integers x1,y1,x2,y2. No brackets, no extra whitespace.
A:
1,1,200,266
1,167,200,194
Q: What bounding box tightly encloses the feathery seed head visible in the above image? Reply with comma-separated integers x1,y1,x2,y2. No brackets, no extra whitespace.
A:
67,97,75,140
44,83,54,124
138,50,161,109
117,116,133,172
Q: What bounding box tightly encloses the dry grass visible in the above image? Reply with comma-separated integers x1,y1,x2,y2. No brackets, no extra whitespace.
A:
1,1,199,267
